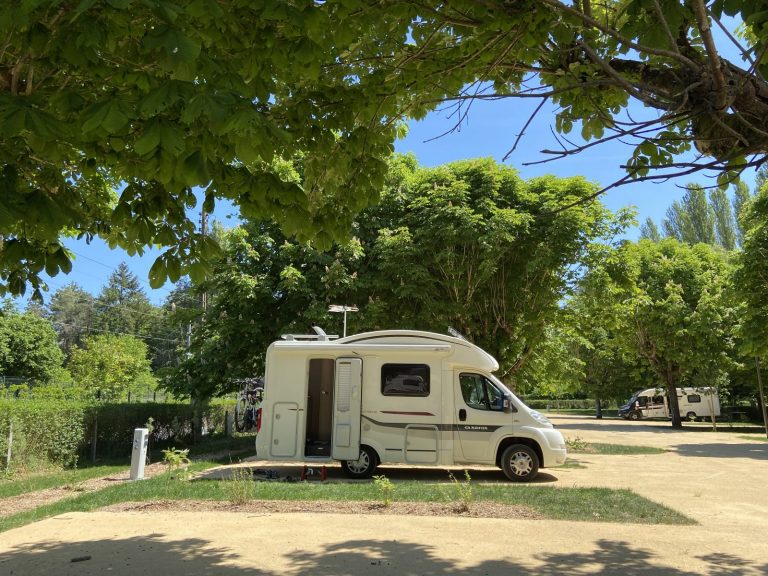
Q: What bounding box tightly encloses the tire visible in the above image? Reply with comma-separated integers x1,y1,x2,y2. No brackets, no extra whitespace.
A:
234,397,247,432
686,411,697,421
629,411,642,421
501,444,540,482
340,446,378,479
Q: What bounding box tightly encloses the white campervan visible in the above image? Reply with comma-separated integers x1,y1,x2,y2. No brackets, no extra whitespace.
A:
255,329,567,482
619,387,721,421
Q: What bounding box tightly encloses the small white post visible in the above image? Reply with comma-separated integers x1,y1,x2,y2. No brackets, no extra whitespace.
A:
130,428,149,480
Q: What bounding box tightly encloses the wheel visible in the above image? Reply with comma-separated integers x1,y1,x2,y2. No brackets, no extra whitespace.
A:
629,410,642,421
234,397,247,432
340,446,378,479
686,411,697,421
501,444,540,482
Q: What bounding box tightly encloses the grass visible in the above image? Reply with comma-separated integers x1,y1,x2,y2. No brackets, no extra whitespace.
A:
0,463,128,499
0,461,693,533
542,408,619,417
0,434,690,532
566,437,665,455
0,435,255,500
575,443,666,455
738,435,768,442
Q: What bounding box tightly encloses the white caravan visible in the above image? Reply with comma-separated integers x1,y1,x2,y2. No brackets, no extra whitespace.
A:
619,387,721,421
255,329,567,482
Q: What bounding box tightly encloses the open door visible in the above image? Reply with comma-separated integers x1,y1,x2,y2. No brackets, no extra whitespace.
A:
331,357,362,460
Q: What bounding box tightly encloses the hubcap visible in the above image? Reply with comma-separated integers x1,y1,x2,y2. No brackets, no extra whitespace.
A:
347,451,370,474
510,451,532,476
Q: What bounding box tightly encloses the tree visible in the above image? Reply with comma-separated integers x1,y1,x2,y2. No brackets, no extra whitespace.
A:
564,248,655,413
639,218,661,242
655,183,742,249
663,185,715,245
0,303,64,383
94,263,153,334
605,239,736,427
356,157,627,386
171,156,626,399
3,1,768,297
733,186,768,419
733,180,752,247
709,188,738,251
735,187,768,360
48,283,95,356
68,334,155,401
755,165,768,194
166,220,363,400
91,262,175,370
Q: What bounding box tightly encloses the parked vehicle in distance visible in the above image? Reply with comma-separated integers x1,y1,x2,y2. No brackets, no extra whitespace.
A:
619,387,721,421
255,329,567,482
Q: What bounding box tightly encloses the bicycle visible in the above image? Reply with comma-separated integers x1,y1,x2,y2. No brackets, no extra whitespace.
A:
234,378,264,433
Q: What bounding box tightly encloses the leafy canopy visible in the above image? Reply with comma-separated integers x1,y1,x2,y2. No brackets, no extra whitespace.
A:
0,301,64,383
67,333,156,401
582,239,736,426
3,0,767,296
168,156,625,397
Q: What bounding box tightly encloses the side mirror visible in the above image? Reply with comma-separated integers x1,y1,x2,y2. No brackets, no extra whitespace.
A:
503,395,515,413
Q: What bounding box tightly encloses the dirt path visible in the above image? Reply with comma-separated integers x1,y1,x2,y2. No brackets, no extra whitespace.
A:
0,462,168,519
1,417,766,576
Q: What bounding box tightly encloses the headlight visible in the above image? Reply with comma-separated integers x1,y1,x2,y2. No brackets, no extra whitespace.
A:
530,410,551,426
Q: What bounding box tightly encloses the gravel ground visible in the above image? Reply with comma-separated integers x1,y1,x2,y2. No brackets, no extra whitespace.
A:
1,416,767,576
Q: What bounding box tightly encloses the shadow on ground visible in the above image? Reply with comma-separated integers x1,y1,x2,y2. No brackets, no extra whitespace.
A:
0,534,262,576
672,443,768,460
196,463,559,484
3,533,765,576
550,416,767,436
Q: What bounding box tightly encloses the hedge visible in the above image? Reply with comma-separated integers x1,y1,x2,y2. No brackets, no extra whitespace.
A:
0,399,236,472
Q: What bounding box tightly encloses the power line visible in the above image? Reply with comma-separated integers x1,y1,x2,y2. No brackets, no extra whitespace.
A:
52,321,183,344
69,249,175,294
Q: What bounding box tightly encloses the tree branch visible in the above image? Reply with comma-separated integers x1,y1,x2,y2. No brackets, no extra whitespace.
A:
692,0,728,110
502,97,548,161
536,0,699,70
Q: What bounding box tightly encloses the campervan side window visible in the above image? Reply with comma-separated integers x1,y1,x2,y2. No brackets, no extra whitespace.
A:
687,394,702,403
381,364,430,397
459,373,504,411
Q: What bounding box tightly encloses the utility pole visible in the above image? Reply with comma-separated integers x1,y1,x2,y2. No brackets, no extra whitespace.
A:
200,210,208,312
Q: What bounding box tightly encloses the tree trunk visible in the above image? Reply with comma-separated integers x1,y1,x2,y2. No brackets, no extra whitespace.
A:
666,381,682,428
595,398,603,419
190,395,206,445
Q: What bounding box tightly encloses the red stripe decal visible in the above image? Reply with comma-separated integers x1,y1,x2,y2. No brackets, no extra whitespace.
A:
381,411,435,416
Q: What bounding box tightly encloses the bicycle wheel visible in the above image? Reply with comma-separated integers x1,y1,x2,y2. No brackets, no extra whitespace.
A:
234,397,247,432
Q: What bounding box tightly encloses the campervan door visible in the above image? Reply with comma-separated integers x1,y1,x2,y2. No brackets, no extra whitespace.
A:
260,349,364,461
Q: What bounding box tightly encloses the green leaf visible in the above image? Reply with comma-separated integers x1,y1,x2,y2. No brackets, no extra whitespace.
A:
203,192,215,214
134,122,162,155
140,84,172,117
188,261,207,284
81,102,110,133
166,255,182,282
144,26,201,63
159,124,185,154
101,102,129,133
148,257,168,289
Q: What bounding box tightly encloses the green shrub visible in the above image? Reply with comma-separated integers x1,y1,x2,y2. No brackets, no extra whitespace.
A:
0,399,236,470
0,400,89,471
